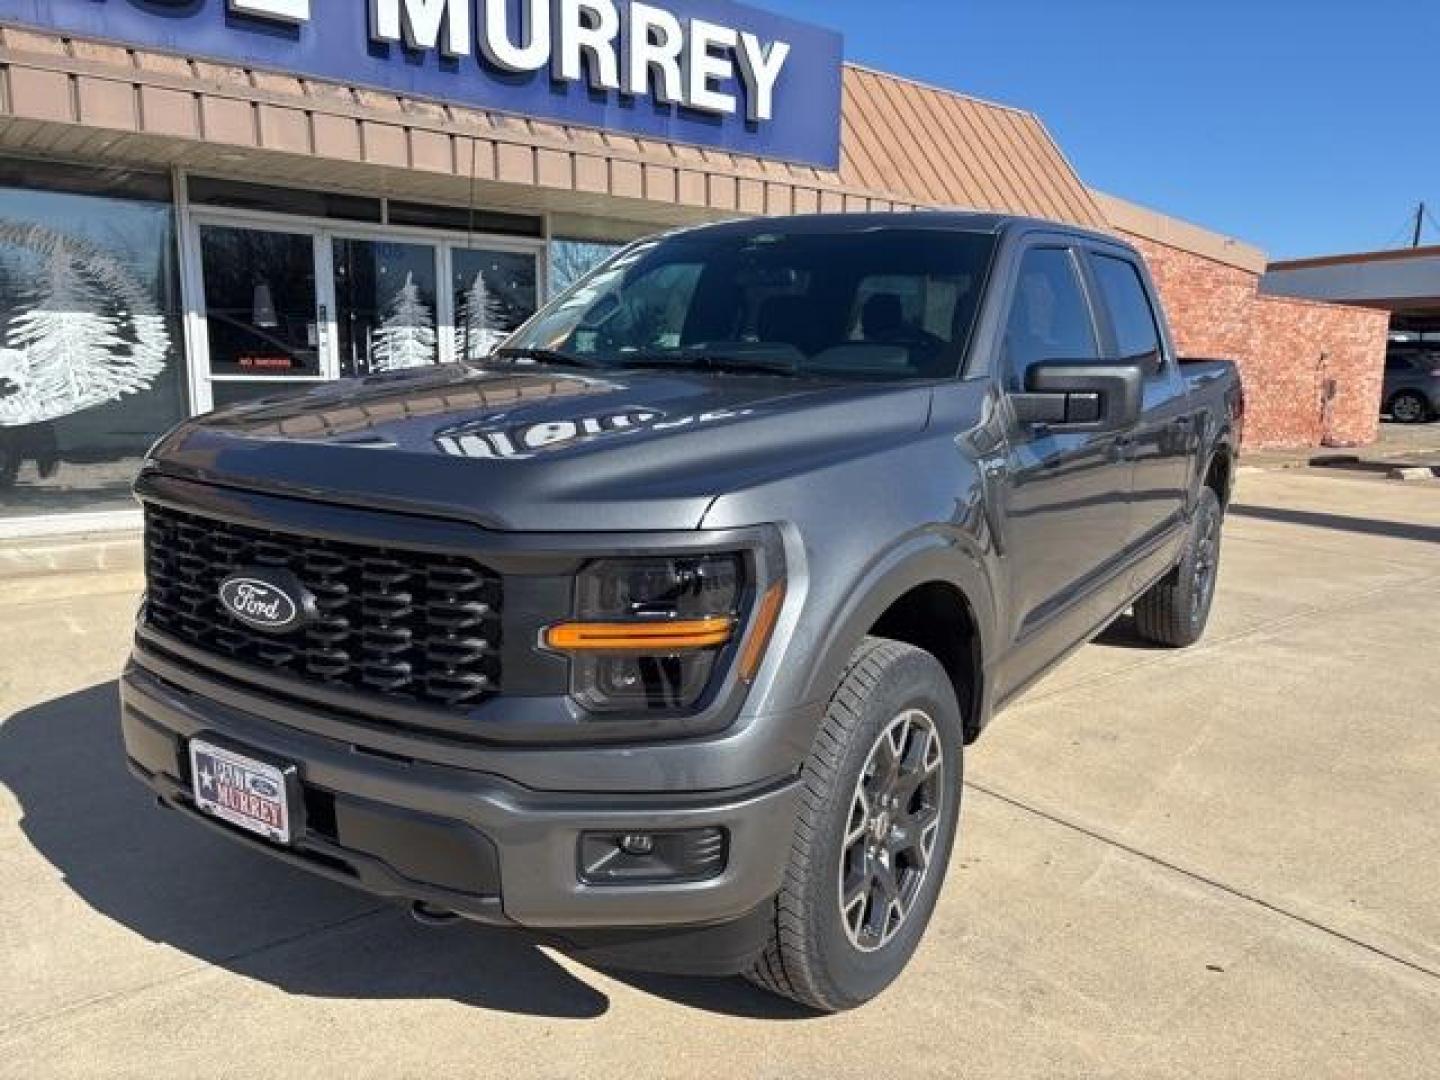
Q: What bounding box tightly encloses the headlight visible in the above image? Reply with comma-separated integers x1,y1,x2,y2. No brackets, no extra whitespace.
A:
544,554,778,713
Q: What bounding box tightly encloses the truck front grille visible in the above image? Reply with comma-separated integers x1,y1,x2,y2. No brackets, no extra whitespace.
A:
142,504,501,710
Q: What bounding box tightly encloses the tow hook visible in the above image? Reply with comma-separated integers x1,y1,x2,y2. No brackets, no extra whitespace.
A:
409,901,463,927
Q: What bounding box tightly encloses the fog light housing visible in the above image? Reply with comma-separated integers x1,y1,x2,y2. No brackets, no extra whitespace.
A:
578,828,728,885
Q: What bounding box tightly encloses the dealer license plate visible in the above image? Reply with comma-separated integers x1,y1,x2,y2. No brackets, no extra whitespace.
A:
189,740,292,844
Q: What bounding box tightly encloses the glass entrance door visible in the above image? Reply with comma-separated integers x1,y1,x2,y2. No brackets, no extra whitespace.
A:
332,237,441,377
193,219,333,411
187,210,544,413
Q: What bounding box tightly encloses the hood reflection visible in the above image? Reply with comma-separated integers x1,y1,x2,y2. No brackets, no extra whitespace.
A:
434,405,756,459
207,368,611,442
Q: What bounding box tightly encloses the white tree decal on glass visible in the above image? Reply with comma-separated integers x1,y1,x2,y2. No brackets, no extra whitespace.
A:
369,271,437,372
0,223,171,427
454,270,508,360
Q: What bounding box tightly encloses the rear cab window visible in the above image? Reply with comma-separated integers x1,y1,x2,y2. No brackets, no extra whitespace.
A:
1088,253,1166,376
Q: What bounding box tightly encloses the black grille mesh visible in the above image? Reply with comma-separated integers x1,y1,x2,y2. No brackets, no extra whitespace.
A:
143,504,501,709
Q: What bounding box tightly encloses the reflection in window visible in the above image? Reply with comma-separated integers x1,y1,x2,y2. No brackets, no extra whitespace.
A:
0,166,184,517
550,238,623,296
452,248,538,360
1003,248,1097,380
1090,254,1162,367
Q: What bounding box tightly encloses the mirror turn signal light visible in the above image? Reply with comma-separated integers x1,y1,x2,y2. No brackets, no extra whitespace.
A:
545,616,736,653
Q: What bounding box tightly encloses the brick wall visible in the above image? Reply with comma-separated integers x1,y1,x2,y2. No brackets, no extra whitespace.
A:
1126,234,1257,364
1120,233,1390,449
1250,295,1391,448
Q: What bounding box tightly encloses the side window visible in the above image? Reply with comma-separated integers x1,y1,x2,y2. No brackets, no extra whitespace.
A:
1002,247,1097,384
1090,254,1164,373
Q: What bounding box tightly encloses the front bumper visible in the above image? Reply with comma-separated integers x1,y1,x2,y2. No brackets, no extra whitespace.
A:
120,660,802,936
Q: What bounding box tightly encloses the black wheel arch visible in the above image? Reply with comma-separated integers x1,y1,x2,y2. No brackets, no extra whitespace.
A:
798,534,996,746
1204,443,1236,508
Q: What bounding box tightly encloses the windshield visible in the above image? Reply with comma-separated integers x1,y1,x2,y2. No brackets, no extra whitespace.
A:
506,227,998,381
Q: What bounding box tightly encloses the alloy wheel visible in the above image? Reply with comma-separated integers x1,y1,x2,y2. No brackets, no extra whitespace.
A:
838,709,945,953
1191,505,1220,621
1393,394,1427,423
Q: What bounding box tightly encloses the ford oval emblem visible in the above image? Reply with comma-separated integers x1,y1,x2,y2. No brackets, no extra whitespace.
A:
247,777,280,799
218,571,313,635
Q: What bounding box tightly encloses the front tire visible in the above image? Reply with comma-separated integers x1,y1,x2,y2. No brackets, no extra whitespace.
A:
1134,486,1224,648
1389,390,1432,424
747,637,964,1012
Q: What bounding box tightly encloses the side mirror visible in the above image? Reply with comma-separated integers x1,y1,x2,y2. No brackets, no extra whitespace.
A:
1011,362,1143,433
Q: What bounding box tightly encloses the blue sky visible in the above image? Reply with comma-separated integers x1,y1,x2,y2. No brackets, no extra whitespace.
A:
759,0,1439,259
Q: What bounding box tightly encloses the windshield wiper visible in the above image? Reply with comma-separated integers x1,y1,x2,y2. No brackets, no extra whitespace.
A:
491,347,609,371
615,353,802,377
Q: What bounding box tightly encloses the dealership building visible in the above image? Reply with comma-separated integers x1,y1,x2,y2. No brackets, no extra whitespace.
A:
0,0,1390,531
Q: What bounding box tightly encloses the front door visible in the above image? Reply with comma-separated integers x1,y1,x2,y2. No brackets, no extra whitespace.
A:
191,219,334,412
993,243,1133,699
188,213,544,412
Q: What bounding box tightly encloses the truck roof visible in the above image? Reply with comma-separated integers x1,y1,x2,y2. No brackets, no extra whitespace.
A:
668,211,1124,247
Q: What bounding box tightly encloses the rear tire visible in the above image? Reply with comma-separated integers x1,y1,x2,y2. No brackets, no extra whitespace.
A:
747,637,964,1013
1389,390,1432,424
1134,486,1224,648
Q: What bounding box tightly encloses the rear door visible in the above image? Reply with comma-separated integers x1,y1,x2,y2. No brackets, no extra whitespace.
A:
1085,248,1192,554
993,240,1133,698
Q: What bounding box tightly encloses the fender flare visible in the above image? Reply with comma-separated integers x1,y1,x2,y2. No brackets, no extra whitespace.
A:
798,529,998,738
1187,415,1237,513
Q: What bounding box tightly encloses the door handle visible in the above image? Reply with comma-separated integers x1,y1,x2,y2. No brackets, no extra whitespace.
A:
316,303,330,355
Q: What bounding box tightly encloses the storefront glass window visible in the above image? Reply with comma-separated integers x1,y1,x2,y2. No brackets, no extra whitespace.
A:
0,163,184,519
550,239,624,296
451,248,538,359
333,238,440,377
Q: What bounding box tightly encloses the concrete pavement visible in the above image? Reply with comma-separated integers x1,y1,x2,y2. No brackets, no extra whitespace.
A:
1,468,1437,1079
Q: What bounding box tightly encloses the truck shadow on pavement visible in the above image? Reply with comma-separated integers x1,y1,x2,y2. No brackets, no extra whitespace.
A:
1,682,814,1022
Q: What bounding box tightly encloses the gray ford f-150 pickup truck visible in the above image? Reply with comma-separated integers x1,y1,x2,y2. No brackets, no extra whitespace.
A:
122,212,1242,1012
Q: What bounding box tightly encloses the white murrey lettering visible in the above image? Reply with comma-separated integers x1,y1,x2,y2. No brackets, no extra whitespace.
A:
625,2,685,105
228,0,798,122
685,18,738,115
370,0,472,58
479,0,552,73
228,0,311,23
735,31,791,122
553,0,622,91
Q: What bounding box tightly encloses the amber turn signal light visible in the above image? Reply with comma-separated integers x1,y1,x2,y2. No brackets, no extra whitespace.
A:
738,581,786,682
545,616,736,653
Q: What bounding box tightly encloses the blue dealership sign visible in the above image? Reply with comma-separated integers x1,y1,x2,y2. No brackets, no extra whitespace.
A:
0,0,844,168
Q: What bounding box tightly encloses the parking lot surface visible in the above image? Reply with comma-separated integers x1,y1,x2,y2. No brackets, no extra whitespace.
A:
2,467,1438,1079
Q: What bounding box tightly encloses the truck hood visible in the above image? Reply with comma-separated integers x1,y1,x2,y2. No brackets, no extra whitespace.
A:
148,364,934,531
